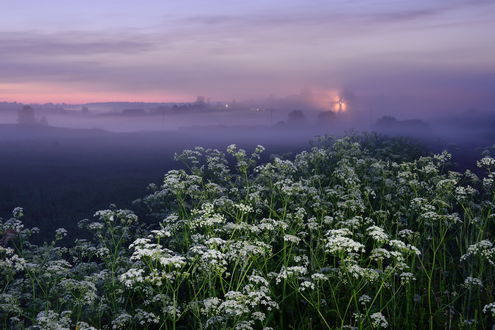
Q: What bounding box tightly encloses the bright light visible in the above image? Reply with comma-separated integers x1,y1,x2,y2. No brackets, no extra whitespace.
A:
332,96,347,112
294,89,348,112
337,97,346,112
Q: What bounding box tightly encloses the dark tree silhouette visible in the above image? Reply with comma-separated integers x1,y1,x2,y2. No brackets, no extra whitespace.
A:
287,109,306,125
17,105,36,126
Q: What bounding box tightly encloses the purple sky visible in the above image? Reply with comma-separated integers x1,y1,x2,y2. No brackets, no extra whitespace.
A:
0,0,494,114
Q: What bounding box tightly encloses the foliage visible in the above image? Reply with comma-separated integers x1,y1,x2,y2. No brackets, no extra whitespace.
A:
1,134,495,329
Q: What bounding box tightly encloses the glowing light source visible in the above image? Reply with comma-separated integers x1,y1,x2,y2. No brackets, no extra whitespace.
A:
331,95,347,112
309,89,348,112
337,97,346,112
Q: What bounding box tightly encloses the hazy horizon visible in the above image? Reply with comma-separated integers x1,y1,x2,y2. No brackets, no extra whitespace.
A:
1,0,494,117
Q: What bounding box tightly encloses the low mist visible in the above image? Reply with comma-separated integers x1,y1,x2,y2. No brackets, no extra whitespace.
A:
1,96,494,236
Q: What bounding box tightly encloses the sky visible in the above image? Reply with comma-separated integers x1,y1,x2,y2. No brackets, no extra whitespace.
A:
0,0,494,114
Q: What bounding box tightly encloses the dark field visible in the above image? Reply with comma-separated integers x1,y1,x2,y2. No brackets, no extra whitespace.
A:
0,124,315,236
0,122,493,238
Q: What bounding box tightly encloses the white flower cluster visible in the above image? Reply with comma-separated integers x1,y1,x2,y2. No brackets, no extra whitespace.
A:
55,227,68,240
34,310,72,330
199,273,278,328
460,240,495,266
134,309,160,325
0,247,26,273
370,312,388,328
463,276,483,289
3,135,495,328
477,156,495,169
325,229,365,256
483,302,495,317
367,225,389,243
111,312,132,329
359,294,371,305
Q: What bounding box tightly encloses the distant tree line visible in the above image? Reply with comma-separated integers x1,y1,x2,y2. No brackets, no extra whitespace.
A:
17,105,48,126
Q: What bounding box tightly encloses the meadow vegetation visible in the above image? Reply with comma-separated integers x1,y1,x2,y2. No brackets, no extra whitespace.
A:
1,133,494,329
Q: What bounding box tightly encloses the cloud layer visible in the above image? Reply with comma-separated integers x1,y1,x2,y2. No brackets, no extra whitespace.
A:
0,0,494,113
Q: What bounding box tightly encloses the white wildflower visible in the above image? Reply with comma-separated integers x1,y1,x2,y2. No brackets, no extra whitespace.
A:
483,302,495,317
463,276,483,289
283,234,301,244
300,280,315,291
370,312,388,328
367,225,389,243
477,157,495,168
399,272,416,284
359,294,371,305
